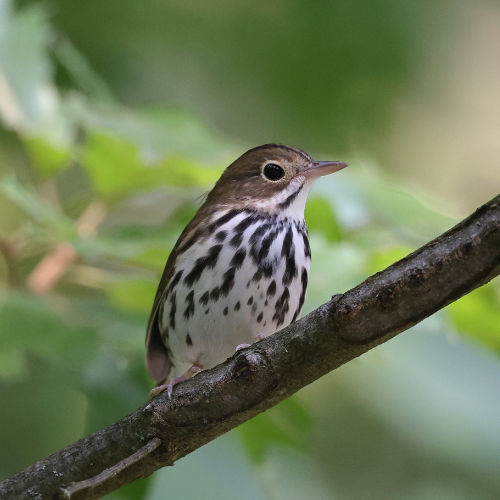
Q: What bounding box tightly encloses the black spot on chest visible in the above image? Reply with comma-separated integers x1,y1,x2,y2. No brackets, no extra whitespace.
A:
282,226,298,286
184,290,195,319
209,209,242,232
170,269,184,292
220,267,236,296
273,288,290,327
200,291,209,305
267,280,277,297
184,244,223,286
215,230,227,242
234,213,260,233
231,248,246,269
292,267,309,322
169,292,177,329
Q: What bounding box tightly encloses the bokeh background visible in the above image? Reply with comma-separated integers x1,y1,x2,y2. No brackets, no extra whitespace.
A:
1,0,499,498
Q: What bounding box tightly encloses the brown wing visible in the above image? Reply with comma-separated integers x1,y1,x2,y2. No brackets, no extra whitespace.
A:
145,205,212,383
145,252,175,383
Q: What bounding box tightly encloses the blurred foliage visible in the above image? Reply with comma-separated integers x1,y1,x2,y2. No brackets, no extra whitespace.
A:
0,1,499,499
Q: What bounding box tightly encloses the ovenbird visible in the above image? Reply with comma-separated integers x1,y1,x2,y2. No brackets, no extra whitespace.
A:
146,144,347,396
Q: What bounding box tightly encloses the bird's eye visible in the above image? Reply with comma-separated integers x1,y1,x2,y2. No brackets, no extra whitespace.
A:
263,163,285,181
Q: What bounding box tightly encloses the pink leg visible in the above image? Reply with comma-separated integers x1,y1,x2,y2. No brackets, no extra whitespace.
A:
235,343,251,351
235,332,267,353
149,364,201,399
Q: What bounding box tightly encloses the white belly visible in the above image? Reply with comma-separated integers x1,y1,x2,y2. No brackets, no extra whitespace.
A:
159,210,310,378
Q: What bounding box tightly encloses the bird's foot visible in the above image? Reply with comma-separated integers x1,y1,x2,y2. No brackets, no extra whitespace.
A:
235,343,251,352
149,364,201,399
235,333,266,353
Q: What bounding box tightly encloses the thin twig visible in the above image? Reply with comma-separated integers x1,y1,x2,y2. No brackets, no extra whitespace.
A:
27,201,106,293
57,438,161,500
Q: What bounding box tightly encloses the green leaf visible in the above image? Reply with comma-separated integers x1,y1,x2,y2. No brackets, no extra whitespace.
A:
52,36,114,102
448,285,500,354
82,132,221,199
0,175,75,236
305,196,342,242
23,136,72,177
67,95,232,164
0,343,28,381
366,246,413,274
0,290,99,381
105,279,156,313
0,1,69,141
236,396,313,464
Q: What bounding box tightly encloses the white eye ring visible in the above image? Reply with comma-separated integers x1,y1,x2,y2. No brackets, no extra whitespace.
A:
262,163,285,181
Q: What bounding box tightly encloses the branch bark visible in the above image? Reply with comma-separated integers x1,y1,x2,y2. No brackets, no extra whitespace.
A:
1,195,499,500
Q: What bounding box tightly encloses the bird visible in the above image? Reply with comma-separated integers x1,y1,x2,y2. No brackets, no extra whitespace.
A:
146,144,347,397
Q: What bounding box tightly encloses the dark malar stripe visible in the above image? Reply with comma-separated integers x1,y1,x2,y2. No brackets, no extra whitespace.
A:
184,290,195,319
184,244,223,286
278,182,304,210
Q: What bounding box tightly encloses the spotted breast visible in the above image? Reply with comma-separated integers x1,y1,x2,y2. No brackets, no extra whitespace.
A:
158,209,310,379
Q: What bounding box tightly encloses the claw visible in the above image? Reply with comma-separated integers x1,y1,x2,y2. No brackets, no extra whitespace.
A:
235,343,251,352
149,364,201,399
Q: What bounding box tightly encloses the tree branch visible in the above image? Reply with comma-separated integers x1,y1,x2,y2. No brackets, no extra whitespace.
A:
1,195,499,500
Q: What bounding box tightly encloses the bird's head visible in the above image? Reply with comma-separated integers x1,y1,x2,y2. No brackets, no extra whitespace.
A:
206,144,347,216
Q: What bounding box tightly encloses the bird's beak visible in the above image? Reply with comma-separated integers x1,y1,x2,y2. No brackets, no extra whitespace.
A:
303,160,348,179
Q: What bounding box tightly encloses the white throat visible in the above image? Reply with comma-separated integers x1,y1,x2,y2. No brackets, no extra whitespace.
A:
253,176,313,219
